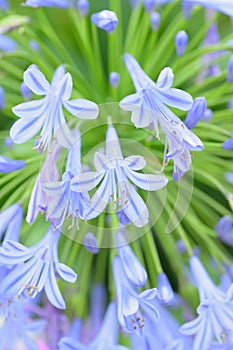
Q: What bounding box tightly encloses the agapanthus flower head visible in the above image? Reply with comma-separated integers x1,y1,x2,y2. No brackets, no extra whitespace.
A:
43,130,91,229
0,155,25,173
180,255,233,349
91,10,119,33
71,122,168,227
10,65,99,151
0,226,77,309
59,302,129,350
175,30,189,56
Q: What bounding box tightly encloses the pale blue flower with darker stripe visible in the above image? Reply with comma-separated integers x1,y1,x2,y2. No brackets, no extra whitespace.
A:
0,226,77,309
71,122,168,227
10,65,99,151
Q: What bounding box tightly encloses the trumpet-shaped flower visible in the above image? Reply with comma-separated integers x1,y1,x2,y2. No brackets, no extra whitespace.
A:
43,130,91,229
113,256,159,335
71,123,168,227
120,54,203,176
0,226,77,309
0,155,25,173
10,65,99,151
180,256,233,350
59,302,129,350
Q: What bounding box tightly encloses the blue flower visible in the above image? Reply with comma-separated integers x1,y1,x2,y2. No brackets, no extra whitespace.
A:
0,298,46,350
10,65,99,151
184,97,207,129
156,272,174,305
25,0,74,7
71,123,168,227
228,56,233,82
222,136,233,150
150,12,160,31
59,302,129,350
0,155,25,173
91,10,119,33
180,256,233,350
26,138,61,224
215,216,233,247
43,130,91,229
112,256,159,335
77,0,89,16
83,232,99,254
109,72,120,88
0,203,23,242
20,81,32,101
0,226,77,309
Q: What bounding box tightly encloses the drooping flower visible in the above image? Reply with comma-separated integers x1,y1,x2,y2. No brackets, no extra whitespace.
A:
0,226,77,309
180,255,233,350
0,155,25,173
119,53,203,177
26,138,61,224
175,30,189,56
150,12,160,31
156,272,174,305
71,122,168,227
43,130,91,229
59,302,129,350
24,0,74,7
0,34,17,51
10,65,99,151
91,10,119,33
113,256,159,336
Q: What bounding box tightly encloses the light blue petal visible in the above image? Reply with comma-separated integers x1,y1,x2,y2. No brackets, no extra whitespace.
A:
10,114,45,144
55,262,77,283
0,34,17,51
82,232,99,254
94,152,109,172
156,67,174,89
106,124,123,160
44,262,66,309
24,65,50,95
51,65,66,88
157,88,193,111
0,203,23,240
84,173,111,220
179,316,202,336
124,168,168,191
124,53,154,91
54,72,72,101
12,97,48,118
120,155,146,170
71,171,103,192
63,98,99,119
184,0,233,17
122,182,149,227
59,337,85,350
66,130,82,171
192,314,212,350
